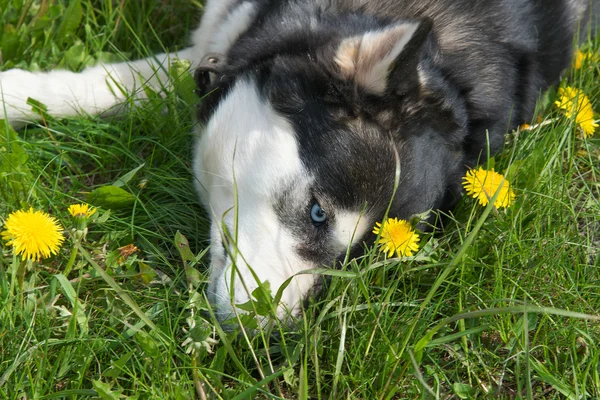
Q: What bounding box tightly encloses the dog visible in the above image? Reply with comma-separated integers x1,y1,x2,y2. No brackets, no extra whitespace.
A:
0,0,594,323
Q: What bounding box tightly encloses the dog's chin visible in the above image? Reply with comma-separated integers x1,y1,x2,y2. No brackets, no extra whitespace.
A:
205,288,301,337
205,266,307,330
204,261,235,323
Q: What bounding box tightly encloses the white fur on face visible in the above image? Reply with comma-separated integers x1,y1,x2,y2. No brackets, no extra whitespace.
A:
193,79,372,323
332,211,371,253
193,79,317,321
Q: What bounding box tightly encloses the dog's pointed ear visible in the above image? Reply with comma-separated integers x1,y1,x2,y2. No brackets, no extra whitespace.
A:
334,20,432,95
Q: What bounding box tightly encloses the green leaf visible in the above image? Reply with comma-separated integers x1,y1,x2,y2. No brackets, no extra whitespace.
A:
29,5,60,33
135,331,159,358
95,209,111,224
170,58,197,106
1,24,19,61
185,265,203,287
538,85,558,115
174,231,196,262
38,390,98,398
138,261,156,285
298,362,308,400
92,380,121,400
283,367,298,388
230,369,288,400
530,358,577,398
56,0,83,44
210,346,227,375
236,281,273,316
427,325,490,347
513,313,538,338
504,159,525,183
63,42,89,71
453,382,474,399
55,274,89,334
113,163,145,188
0,152,27,174
104,351,134,378
408,209,432,226
96,51,126,64
26,97,49,119
295,267,358,278
413,330,436,364
87,185,136,210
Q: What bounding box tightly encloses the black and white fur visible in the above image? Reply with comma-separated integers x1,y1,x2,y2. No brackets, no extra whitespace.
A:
0,0,593,322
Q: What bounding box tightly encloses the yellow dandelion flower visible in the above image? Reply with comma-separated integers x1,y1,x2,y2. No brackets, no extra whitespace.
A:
68,203,96,217
1,208,64,261
574,50,585,70
555,86,597,138
573,50,599,70
372,218,420,258
462,167,515,209
519,123,531,131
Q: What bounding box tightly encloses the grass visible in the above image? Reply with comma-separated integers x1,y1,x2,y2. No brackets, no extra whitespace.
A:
1,1,599,398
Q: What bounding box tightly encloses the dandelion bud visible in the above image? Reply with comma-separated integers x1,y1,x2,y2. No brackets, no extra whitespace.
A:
68,204,96,241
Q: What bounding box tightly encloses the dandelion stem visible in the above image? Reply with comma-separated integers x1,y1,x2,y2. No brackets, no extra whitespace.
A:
63,245,78,276
191,356,208,400
17,259,29,304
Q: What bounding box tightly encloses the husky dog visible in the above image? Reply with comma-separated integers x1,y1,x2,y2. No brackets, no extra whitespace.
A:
0,0,593,322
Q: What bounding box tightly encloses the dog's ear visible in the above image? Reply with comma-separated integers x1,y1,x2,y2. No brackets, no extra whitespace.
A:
334,20,432,95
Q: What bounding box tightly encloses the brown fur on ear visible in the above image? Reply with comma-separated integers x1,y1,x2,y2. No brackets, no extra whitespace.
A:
334,21,427,94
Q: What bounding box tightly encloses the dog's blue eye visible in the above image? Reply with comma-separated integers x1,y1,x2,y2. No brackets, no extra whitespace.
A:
310,203,327,224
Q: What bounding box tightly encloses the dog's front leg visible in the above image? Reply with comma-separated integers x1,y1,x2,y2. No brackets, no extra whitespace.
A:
0,47,198,127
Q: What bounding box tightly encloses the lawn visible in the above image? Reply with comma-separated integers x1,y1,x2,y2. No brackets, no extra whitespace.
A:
1,1,599,398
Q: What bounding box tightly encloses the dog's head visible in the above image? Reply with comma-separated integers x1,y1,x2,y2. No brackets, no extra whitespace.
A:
193,16,468,323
